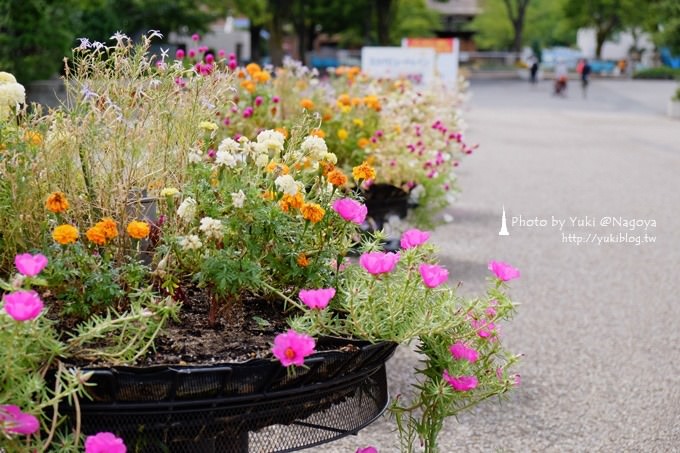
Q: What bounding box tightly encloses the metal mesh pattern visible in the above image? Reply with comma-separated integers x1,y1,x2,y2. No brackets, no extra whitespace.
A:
64,339,396,452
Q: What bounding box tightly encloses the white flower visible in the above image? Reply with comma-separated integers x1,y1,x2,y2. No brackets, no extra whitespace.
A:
218,137,241,154
322,152,337,164
231,190,246,208
275,174,298,196
0,83,25,107
178,234,202,250
188,150,203,163
199,217,223,240
256,129,285,152
251,142,267,155
255,154,269,168
177,197,197,223
0,72,17,84
301,135,327,160
215,150,237,167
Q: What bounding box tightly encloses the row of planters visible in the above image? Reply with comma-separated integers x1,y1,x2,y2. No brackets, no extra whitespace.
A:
0,32,519,453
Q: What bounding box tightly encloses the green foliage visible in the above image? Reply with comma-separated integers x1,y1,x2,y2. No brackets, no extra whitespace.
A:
633,66,680,80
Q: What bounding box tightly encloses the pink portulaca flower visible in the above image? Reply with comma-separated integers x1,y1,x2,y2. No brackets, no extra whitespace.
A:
2,291,44,321
85,432,127,453
400,228,430,249
449,341,479,363
332,198,367,224
272,330,316,367
359,252,400,275
299,288,336,310
488,260,520,281
0,405,40,435
470,318,496,339
14,253,48,276
418,263,449,288
356,447,378,453
442,371,478,392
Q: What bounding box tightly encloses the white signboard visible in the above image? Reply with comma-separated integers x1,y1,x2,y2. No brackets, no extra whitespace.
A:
401,38,460,90
361,47,436,85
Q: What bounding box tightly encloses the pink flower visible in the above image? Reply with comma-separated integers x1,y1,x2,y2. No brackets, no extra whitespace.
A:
513,374,521,386
188,49,196,59
14,253,48,276
228,60,238,71
359,252,400,275
243,107,254,118
254,96,263,107
272,96,280,103
218,49,226,58
299,288,335,310
488,261,520,281
356,447,378,453
0,405,39,435
449,341,479,363
442,371,478,392
85,432,127,453
272,330,316,367
191,33,200,41
175,49,185,59
205,53,214,64
418,263,448,288
2,291,43,321
470,318,496,338
332,198,367,224
400,228,430,249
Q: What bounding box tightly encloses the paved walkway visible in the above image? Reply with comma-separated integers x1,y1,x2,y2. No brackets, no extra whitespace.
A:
328,79,680,452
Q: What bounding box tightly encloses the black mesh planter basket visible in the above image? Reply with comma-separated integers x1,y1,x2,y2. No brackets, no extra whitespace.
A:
63,338,397,453
360,184,414,252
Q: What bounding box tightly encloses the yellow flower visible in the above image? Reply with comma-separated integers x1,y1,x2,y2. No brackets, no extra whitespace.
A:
86,226,107,246
301,203,325,224
160,187,179,197
327,169,348,187
297,253,309,267
52,225,79,245
127,220,150,239
352,161,376,181
246,63,261,76
253,70,271,83
45,192,69,213
337,94,351,107
24,130,42,146
96,217,119,240
279,192,304,212
300,98,314,110
240,80,256,93
352,118,364,128
266,161,290,175
198,121,218,132
340,105,351,114
337,128,348,141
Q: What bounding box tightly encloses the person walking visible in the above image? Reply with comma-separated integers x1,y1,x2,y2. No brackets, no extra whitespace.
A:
580,59,592,98
529,57,539,84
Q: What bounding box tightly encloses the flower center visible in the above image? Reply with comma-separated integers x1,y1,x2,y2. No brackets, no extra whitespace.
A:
284,348,296,359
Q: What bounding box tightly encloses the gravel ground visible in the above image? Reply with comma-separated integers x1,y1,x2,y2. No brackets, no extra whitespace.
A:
325,79,680,453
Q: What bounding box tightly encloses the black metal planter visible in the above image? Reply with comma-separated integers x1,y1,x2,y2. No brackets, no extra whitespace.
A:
361,184,413,252
66,338,397,453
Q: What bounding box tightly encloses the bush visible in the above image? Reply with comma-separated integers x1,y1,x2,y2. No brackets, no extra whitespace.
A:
633,67,680,80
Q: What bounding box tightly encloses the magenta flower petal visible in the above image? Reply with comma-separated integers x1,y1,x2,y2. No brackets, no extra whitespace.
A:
442,371,478,392
488,260,520,281
2,290,44,321
449,341,479,363
14,253,48,277
299,288,336,310
85,432,127,453
418,263,449,288
359,252,400,275
272,330,316,367
0,405,39,435
400,228,430,249
332,198,368,224
356,447,379,453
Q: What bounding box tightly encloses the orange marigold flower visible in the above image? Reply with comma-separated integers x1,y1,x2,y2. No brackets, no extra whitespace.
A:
297,253,309,267
357,137,370,149
301,203,325,224
266,161,290,175
86,226,107,246
311,129,325,138
52,225,79,245
262,190,275,200
96,217,119,240
127,220,150,240
322,112,332,121
45,192,69,213
24,131,43,146
253,70,271,83
352,161,376,181
275,127,288,138
337,94,351,107
246,63,261,76
240,80,256,93
327,169,348,187
300,98,314,110
284,192,304,209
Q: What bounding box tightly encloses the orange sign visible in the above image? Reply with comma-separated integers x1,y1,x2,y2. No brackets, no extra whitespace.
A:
404,38,454,54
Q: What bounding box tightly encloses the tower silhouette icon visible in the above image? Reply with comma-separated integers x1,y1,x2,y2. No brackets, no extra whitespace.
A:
499,205,509,236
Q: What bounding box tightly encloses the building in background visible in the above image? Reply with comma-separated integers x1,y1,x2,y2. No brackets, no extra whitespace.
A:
426,0,480,51
170,17,251,62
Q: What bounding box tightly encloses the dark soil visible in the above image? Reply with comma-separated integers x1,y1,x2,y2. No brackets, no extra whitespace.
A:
139,295,291,366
